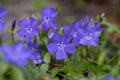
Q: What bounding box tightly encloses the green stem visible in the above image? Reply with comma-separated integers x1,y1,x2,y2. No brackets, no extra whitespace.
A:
85,46,89,61
0,37,2,45
11,31,15,43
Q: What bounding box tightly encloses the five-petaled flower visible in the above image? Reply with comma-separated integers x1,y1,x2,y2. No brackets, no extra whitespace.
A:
79,22,102,46
1,42,32,67
46,32,75,60
17,17,39,42
0,8,8,31
40,7,58,31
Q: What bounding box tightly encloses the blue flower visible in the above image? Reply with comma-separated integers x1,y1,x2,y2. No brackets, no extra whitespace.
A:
27,40,44,65
17,17,39,42
78,22,102,46
0,8,8,31
31,50,45,65
40,7,58,31
1,42,32,67
105,75,115,80
47,32,75,60
63,24,80,46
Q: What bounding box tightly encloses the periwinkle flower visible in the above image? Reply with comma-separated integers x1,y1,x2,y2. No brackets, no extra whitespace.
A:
17,17,38,42
105,75,115,80
0,8,8,31
79,22,102,46
40,7,58,31
47,32,75,60
1,42,32,67
27,40,44,65
63,25,80,46
31,50,44,65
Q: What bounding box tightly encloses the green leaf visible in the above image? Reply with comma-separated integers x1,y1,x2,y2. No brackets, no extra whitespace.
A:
51,67,60,78
53,77,59,80
0,61,9,76
11,66,25,80
40,64,49,73
102,21,120,34
44,52,51,64
107,54,120,67
97,51,106,66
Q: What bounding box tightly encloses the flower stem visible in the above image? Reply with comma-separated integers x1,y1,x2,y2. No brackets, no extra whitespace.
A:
94,45,102,62
0,37,2,45
85,46,89,61
10,27,15,44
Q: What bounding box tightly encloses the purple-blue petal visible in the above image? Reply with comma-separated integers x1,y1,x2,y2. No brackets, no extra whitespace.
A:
46,42,57,55
89,37,99,46
64,43,75,54
0,20,5,31
33,40,40,49
29,17,38,27
63,25,71,34
19,18,29,28
79,38,89,45
0,8,8,18
56,48,67,60
105,75,115,80
17,29,26,38
41,22,49,31
50,32,62,42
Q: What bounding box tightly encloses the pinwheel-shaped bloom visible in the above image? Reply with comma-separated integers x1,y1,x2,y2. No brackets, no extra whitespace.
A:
63,24,80,46
1,43,32,67
79,22,102,46
17,17,38,42
0,8,8,31
47,32,75,60
105,75,115,80
40,7,58,31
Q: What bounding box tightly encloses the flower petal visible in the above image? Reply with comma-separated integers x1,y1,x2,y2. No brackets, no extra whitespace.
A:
63,25,71,34
49,21,57,31
56,49,67,60
64,43,75,54
17,29,26,38
46,42,57,55
29,17,38,27
89,37,99,46
0,20,5,31
41,22,49,31
50,32,62,42
26,34,32,43
0,8,8,18
19,18,29,28
79,38,89,45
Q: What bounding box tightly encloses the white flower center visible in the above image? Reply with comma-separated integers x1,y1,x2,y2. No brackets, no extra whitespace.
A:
27,27,32,33
57,42,65,49
71,30,77,37
85,33,92,40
